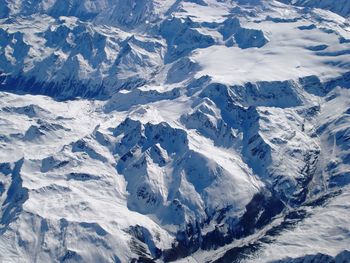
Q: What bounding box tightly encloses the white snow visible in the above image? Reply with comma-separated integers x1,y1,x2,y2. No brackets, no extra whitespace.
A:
0,0,350,262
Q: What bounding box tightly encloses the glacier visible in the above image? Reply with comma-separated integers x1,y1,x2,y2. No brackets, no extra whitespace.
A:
0,0,350,262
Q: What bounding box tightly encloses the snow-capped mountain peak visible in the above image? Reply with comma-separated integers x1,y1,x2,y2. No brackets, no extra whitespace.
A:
0,0,350,262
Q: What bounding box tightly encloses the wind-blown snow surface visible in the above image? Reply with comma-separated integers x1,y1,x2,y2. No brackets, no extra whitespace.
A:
0,0,350,262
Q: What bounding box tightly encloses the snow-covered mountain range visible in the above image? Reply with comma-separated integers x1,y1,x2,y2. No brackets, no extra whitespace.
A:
0,0,349,262
279,0,350,18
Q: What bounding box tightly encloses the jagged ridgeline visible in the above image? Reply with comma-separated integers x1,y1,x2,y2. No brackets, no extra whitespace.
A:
0,0,350,262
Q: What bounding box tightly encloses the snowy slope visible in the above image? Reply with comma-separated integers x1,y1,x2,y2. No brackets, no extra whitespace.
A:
0,0,350,262
279,0,350,18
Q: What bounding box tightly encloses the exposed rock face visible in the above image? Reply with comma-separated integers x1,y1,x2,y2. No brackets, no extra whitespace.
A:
0,0,350,262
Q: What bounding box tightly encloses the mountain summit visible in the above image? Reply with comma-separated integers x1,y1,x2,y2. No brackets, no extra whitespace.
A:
0,0,349,262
